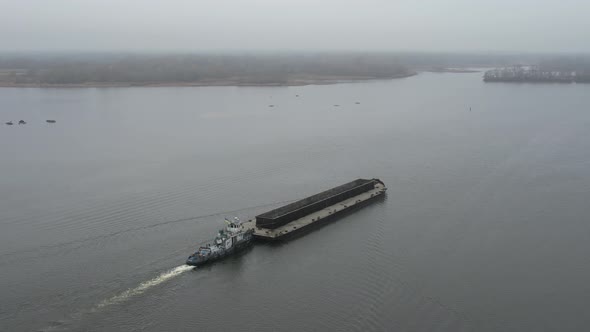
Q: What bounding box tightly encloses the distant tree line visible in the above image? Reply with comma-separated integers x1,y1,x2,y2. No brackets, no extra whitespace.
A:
0,53,415,85
3,52,590,85
537,57,590,82
483,56,590,83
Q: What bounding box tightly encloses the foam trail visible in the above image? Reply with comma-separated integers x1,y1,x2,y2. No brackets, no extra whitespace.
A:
96,264,194,309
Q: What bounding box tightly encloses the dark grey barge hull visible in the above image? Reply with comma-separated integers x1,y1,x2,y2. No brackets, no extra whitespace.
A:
249,178,386,241
255,192,385,242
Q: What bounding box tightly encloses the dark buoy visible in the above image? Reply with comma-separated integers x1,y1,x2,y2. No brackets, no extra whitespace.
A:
46,120,56,123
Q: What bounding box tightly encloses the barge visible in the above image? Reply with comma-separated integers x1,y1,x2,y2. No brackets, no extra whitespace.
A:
245,178,386,241
185,179,386,266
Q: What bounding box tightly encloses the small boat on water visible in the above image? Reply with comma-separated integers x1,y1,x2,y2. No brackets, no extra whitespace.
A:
186,217,254,267
18,120,26,125
5,121,13,125
46,120,56,123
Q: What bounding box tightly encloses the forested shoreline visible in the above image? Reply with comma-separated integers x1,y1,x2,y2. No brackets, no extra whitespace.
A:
1,52,589,87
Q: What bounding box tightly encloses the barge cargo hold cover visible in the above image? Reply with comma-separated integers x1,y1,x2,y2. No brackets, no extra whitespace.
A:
251,178,386,241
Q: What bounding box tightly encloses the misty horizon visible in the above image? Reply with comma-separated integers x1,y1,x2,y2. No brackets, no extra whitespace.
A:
3,0,590,53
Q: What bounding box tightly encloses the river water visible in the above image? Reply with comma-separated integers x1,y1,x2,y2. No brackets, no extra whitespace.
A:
1,73,589,331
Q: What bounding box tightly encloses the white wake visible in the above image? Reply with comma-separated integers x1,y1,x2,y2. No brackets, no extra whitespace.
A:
96,264,194,309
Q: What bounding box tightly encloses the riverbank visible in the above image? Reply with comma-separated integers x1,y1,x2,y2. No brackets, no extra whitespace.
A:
422,68,481,73
0,72,417,88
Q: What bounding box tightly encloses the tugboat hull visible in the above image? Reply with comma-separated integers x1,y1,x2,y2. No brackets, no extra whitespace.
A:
186,229,253,267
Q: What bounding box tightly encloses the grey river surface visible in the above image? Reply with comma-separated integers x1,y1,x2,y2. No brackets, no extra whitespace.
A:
1,73,590,331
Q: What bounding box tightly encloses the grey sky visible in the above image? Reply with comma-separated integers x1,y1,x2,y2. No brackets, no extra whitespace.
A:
2,0,589,53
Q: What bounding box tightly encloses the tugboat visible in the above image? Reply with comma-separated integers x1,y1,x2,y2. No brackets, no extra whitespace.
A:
186,217,254,267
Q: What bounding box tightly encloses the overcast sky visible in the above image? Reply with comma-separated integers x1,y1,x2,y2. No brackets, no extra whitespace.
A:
2,0,589,53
